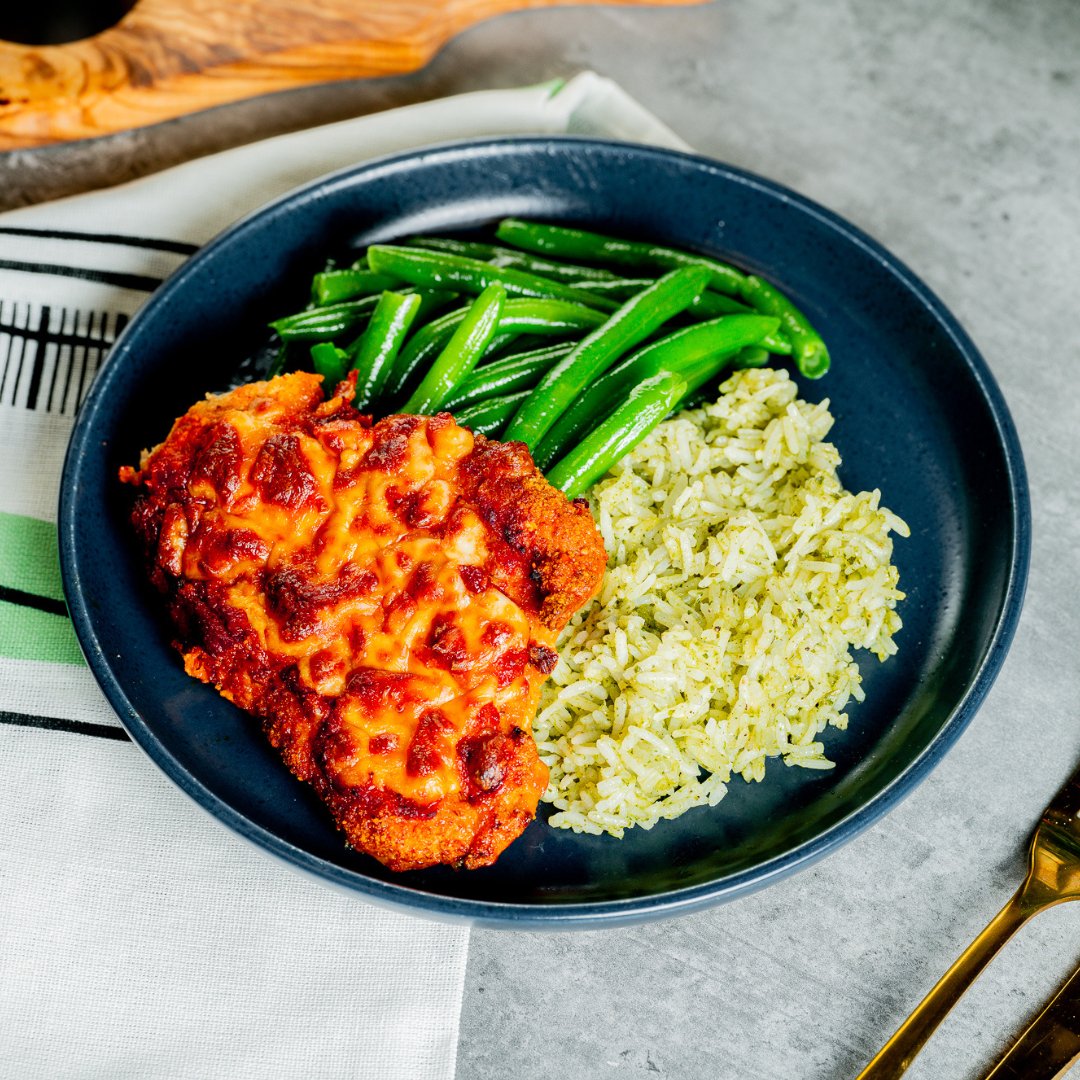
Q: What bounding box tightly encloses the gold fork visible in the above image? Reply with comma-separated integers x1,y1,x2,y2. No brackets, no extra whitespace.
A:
855,762,1080,1079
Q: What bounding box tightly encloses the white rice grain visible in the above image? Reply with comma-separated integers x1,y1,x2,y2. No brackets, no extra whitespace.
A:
536,368,909,837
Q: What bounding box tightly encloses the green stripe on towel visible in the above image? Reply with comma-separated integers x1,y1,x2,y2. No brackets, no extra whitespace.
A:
0,511,65,602
0,599,85,666
0,512,85,665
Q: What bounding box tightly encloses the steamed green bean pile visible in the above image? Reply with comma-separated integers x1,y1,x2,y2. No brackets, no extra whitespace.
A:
267,219,829,497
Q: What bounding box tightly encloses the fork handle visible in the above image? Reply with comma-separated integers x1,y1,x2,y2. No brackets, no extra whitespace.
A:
854,890,1032,1079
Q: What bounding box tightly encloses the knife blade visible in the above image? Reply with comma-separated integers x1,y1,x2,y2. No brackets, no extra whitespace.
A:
982,962,1080,1079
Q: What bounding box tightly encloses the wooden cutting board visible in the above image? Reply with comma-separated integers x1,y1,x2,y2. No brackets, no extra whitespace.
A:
0,0,704,149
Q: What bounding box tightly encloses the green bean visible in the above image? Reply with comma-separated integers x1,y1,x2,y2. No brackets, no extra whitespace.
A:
367,245,619,312
583,282,788,354
452,391,531,438
758,332,790,356
691,290,755,318
503,266,711,449
407,237,501,260
349,292,422,410
483,331,523,359
497,218,825,375
547,373,687,498
731,345,770,370
486,250,624,285
565,277,654,299
413,289,458,322
531,314,779,470
496,218,747,295
310,342,350,387
737,276,829,377
270,296,378,341
688,291,790,354
409,236,622,284
559,284,792,355
573,283,786,355
402,284,506,414
443,343,573,411
312,269,400,306
481,332,556,361
384,299,607,401
385,307,481,399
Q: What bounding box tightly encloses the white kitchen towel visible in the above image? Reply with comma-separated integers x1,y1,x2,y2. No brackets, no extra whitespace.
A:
0,75,686,1080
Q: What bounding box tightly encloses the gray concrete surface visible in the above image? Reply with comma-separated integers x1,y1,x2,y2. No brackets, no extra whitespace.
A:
7,1,1080,1077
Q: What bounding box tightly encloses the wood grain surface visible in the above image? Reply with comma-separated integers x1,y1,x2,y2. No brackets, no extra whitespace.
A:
0,0,703,149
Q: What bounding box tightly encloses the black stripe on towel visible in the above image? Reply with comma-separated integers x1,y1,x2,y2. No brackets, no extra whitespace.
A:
0,303,29,405
0,259,164,293
0,306,114,352
0,585,69,618
0,709,130,741
23,305,49,412
0,226,199,256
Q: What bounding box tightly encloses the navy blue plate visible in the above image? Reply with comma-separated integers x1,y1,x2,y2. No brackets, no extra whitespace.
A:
59,138,1030,928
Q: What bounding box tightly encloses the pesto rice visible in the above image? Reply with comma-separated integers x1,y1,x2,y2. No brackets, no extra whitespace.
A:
536,367,909,837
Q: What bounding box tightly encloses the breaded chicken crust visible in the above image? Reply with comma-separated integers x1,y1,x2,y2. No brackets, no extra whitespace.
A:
121,372,606,870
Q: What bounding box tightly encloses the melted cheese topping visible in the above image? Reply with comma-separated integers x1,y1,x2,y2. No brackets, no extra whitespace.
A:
164,381,549,807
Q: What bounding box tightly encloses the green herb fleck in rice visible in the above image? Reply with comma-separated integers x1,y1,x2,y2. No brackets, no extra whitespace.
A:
536,367,909,837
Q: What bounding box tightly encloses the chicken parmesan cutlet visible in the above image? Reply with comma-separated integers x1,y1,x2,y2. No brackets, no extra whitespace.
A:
120,371,606,871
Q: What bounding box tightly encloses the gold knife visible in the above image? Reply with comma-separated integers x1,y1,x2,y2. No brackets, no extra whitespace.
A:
982,963,1080,1079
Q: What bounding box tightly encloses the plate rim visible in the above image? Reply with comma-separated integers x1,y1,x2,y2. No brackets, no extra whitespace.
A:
58,135,1032,928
